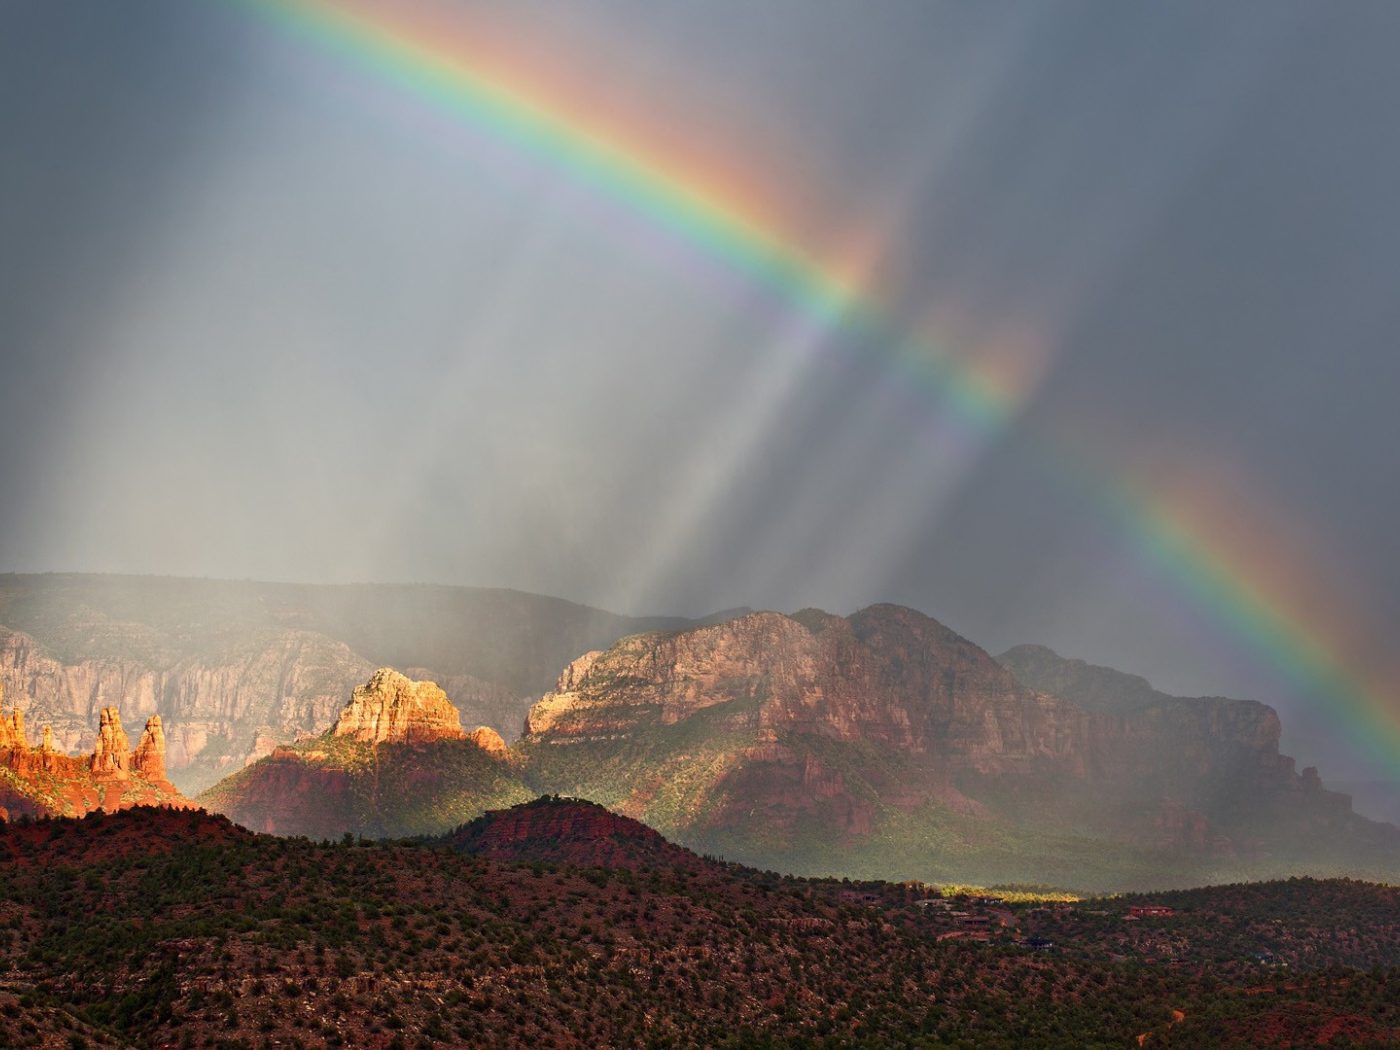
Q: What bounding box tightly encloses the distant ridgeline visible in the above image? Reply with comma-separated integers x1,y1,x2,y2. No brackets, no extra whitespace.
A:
0,687,191,818
201,604,1400,892
0,574,1389,891
0,572,725,795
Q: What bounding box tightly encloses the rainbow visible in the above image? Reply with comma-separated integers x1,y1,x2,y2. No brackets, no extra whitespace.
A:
239,0,1023,433
237,0,1399,770
1103,473,1400,768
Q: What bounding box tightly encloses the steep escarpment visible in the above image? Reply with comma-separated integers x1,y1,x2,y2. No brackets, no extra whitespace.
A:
199,669,531,838
0,623,375,794
997,644,1359,842
526,606,1083,769
520,605,1094,838
0,573,725,794
518,606,1398,887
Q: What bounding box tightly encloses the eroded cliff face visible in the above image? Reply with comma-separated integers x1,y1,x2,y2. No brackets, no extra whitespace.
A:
997,644,1353,826
526,606,1093,773
333,668,466,745
0,625,376,793
405,669,531,745
198,669,532,838
520,606,1380,868
0,574,749,796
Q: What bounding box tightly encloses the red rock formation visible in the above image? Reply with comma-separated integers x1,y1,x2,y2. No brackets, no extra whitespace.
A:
0,690,190,818
0,705,25,751
467,726,509,757
90,707,132,781
0,623,375,790
527,606,1090,773
333,668,466,745
132,715,169,782
520,605,1374,858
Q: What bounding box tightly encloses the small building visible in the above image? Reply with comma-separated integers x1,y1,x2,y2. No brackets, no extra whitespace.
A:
1128,905,1175,918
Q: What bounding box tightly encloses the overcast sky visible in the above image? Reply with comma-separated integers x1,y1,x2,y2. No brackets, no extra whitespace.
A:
4,1,1400,794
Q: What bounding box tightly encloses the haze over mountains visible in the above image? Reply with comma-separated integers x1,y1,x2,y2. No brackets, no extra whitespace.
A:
0,572,740,793
2,571,1395,890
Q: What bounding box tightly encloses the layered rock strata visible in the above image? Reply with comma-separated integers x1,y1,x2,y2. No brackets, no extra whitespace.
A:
333,668,466,745
518,605,1388,872
0,573,723,792
197,670,531,838
0,624,375,793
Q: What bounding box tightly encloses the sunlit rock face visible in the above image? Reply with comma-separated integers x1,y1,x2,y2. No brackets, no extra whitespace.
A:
0,688,189,818
199,671,530,840
0,623,373,792
524,605,1088,770
517,605,1386,882
467,725,509,756
91,707,132,781
132,715,169,782
333,668,466,745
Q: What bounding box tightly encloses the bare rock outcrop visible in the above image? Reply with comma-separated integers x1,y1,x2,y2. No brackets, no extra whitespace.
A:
132,715,169,782
0,624,376,792
0,688,189,818
333,669,466,745
467,725,509,756
525,606,1088,773
91,707,132,781
520,605,1377,863
0,707,25,752
405,668,532,745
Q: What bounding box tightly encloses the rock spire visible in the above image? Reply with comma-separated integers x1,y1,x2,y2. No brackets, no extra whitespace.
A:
132,715,168,781
91,707,132,780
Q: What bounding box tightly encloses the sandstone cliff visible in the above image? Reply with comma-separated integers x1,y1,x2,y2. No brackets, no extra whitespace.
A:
0,573,715,794
333,668,466,745
525,604,1094,773
518,606,1398,887
0,623,375,794
998,644,1355,829
467,726,509,756
199,669,531,838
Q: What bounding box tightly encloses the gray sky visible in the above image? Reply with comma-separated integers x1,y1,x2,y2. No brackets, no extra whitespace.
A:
4,1,1400,789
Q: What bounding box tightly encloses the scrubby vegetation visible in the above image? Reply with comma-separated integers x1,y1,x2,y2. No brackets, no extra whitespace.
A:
1,806,1400,1047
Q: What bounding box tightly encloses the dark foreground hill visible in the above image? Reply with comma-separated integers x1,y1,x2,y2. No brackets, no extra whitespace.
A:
439,795,718,872
5,805,1400,1049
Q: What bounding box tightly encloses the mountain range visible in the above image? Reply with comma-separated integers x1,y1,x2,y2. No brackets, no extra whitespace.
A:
0,572,738,792
0,573,1391,890
199,600,1396,890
